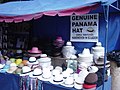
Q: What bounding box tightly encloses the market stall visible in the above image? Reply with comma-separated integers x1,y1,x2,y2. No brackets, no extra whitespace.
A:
0,0,120,90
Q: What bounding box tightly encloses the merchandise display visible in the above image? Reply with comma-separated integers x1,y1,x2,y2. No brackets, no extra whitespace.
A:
0,40,111,90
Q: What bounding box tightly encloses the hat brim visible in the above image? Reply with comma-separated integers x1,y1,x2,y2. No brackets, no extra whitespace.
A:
74,83,83,89
28,53,41,57
49,78,64,85
38,75,52,81
60,82,74,87
28,50,41,54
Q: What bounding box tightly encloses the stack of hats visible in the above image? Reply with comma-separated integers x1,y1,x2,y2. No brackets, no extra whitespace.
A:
62,41,76,59
94,56,110,69
78,48,93,66
37,54,51,68
28,47,42,58
83,73,98,90
91,42,105,61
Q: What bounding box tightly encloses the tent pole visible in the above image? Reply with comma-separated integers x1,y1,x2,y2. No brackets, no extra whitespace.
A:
102,5,109,90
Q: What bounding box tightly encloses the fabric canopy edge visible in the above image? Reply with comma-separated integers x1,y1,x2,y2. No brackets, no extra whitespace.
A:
0,3,99,23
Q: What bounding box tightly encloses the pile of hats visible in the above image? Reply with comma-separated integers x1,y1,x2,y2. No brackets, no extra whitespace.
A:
62,41,76,59
94,56,110,69
37,54,51,68
91,42,105,61
83,73,98,90
78,48,93,67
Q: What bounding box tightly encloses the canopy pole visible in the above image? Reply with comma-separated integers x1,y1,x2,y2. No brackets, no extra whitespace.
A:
102,5,109,90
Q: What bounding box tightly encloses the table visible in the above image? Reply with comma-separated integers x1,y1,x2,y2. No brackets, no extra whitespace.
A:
0,73,111,90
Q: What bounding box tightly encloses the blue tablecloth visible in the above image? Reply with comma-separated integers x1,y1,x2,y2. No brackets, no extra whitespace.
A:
0,73,20,90
42,76,111,90
0,73,111,90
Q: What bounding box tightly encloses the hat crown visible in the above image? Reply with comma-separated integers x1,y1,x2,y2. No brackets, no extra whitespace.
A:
29,57,36,62
56,37,63,41
66,41,72,46
32,47,39,51
40,54,47,57
82,48,90,55
22,66,31,73
33,68,42,75
96,42,102,46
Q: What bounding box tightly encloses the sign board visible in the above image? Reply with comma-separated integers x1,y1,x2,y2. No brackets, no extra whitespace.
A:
70,13,99,42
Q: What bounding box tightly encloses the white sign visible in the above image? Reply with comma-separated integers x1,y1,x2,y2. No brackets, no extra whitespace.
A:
70,14,99,42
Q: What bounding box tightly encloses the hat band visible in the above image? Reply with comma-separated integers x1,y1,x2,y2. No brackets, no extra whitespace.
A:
53,79,63,82
75,82,83,85
17,66,22,69
84,81,97,85
29,60,36,63
33,73,42,76
22,70,32,74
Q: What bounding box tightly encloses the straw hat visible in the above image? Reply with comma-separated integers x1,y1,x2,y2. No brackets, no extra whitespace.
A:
38,67,52,81
20,66,32,76
50,74,63,84
61,76,74,87
28,47,42,57
29,68,42,78
53,37,64,47
74,76,83,89
7,63,17,73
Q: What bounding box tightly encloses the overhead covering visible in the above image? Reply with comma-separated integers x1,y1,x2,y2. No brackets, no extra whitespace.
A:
0,0,117,23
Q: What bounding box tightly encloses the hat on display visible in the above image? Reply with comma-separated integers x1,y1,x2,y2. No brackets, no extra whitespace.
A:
52,69,61,77
62,70,70,79
78,48,93,59
66,41,72,46
83,84,96,90
10,58,16,63
78,62,88,70
84,73,98,85
78,69,89,82
20,66,32,76
22,60,28,66
29,68,42,78
6,60,12,65
94,56,110,68
16,50,23,58
15,59,22,65
78,48,93,65
28,47,42,57
15,63,24,74
50,74,63,85
28,47,42,54
55,66,63,73
38,67,52,81
38,54,51,68
61,76,74,87
87,66,98,73
53,37,64,47
28,57,36,63
7,63,17,73
65,68,74,75
0,64,5,69
0,65,10,73
74,76,84,89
